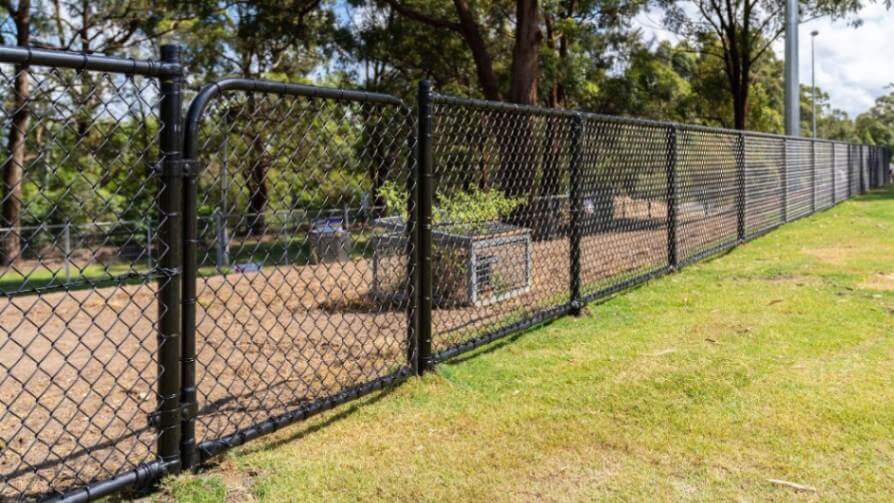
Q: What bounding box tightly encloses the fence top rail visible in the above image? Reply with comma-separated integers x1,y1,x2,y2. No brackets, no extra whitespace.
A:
0,44,182,77
431,89,882,151
183,77,409,160
431,91,580,119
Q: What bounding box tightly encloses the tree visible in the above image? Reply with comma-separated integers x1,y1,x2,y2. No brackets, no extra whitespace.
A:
800,83,858,141
1,0,31,265
663,0,870,130
0,1,182,265
855,86,894,149
172,0,336,234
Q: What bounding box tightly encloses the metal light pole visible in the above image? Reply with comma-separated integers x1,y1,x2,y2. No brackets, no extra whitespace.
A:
784,0,799,136
811,30,819,138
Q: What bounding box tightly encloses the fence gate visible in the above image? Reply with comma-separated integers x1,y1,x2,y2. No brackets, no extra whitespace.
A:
179,80,418,467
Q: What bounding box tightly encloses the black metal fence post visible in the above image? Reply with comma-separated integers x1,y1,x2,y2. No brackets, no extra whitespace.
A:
405,102,420,374
156,44,183,473
665,125,678,270
831,143,836,205
179,75,200,471
781,138,788,223
568,114,583,315
415,81,434,374
811,140,817,213
736,133,746,242
860,146,865,194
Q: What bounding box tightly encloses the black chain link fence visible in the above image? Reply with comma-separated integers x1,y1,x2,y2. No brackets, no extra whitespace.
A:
0,46,891,501
181,79,417,463
0,46,181,500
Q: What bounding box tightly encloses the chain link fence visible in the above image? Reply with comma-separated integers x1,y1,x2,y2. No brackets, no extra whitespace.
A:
0,46,891,501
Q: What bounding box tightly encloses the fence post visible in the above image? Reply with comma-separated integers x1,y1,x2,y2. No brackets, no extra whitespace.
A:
781,138,788,223
811,140,817,213
666,125,678,269
568,113,583,315
860,146,865,194
736,133,746,242
156,44,183,474
414,81,434,374
831,143,836,205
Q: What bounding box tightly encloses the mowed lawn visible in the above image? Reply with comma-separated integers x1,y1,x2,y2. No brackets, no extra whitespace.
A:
163,187,894,502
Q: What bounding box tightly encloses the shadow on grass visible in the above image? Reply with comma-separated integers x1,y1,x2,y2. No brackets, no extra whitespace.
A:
856,186,894,202
440,316,563,367
212,384,401,461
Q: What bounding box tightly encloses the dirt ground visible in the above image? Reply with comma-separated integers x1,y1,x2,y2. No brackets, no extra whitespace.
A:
0,211,743,499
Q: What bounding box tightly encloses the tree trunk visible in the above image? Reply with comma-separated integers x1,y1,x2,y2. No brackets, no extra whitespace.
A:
508,0,541,105
499,0,543,229
453,0,501,101
2,1,32,266
247,143,269,236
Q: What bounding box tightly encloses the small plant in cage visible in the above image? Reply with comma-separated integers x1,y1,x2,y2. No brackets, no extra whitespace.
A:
372,182,533,307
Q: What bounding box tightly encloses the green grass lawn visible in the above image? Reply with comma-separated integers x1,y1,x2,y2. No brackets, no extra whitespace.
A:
162,187,894,502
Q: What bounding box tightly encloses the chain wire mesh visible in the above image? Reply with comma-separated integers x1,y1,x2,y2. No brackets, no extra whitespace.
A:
0,61,168,500
187,86,416,454
743,134,785,238
578,117,669,299
427,96,575,358
815,142,834,211
0,46,890,502
675,127,741,264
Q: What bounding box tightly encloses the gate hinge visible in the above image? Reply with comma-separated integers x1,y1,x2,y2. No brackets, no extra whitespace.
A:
148,401,198,430
151,159,202,178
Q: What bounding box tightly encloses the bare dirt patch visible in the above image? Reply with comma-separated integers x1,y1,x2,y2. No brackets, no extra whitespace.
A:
858,273,894,291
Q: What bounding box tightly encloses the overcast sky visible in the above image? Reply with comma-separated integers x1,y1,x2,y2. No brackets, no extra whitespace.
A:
632,3,894,118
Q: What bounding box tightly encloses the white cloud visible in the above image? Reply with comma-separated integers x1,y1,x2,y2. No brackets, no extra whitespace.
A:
785,4,894,117
633,4,894,118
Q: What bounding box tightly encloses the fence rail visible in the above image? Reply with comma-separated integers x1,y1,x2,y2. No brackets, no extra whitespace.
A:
0,45,891,501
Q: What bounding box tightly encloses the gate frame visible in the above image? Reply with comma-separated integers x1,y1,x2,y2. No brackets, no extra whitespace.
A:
180,78,420,470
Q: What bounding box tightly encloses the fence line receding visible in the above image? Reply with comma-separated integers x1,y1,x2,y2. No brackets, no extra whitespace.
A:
0,45,890,502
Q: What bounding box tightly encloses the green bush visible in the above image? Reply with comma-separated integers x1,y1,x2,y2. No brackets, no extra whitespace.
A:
379,181,523,229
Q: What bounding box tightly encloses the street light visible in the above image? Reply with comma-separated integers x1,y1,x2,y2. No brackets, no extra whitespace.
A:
811,30,819,138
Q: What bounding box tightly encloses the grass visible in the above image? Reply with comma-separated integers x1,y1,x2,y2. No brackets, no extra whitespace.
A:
157,186,894,502
0,232,375,295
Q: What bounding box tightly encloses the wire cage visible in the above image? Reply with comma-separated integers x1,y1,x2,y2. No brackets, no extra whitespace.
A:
372,217,532,307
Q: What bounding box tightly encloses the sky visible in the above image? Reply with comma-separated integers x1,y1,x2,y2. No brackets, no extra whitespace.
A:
632,3,894,118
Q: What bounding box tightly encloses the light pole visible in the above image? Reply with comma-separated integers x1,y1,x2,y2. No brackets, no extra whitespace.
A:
784,0,799,136
811,30,819,138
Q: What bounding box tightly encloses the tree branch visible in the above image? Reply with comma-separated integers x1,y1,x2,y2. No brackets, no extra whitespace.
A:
381,0,461,32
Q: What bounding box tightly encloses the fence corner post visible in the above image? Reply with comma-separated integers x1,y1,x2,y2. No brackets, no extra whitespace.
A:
568,113,583,316
414,80,434,374
156,43,183,475
736,132,746,242
665,125,678,270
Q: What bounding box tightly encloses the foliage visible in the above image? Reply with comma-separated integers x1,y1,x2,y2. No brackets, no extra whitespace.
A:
855,86,894,150
434,188,525,227
380,181,524,227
